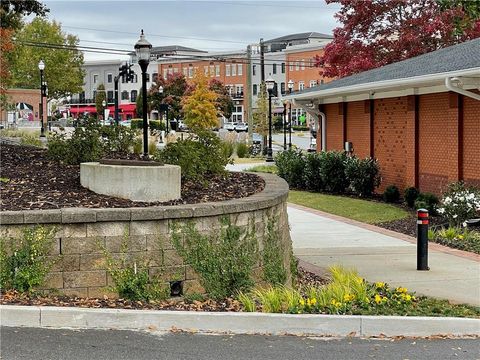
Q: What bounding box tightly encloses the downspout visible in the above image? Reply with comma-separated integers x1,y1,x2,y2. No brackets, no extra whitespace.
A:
319,111,326,152
445,77,480,101
292,99,326,151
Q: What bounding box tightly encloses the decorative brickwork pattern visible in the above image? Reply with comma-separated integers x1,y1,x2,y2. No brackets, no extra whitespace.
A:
346,101,370,158
324,103,343,151
463,95,480,188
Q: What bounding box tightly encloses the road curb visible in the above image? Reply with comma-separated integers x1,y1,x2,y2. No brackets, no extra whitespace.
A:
1,305,479,337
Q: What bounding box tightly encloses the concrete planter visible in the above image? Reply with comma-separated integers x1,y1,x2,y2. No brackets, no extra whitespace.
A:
80,161,181,202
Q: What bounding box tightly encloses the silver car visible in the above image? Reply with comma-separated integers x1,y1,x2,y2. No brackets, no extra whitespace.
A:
234,122,248,132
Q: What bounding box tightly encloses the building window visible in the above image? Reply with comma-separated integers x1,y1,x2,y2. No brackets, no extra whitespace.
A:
295,61,300,71
107,90,113,102
298,81,305,91
301,59,305,70
92,90,97,99
289,62,294,71
163,69,168,80
183,68,188,77
231,64,236,76
107,74,113,83
146,73,150,82
133,74,138,83
309,80,317,88
236,85,243,96
252,65,256,76
226,64,231,76
131,90,137,102
204,66,209,75
188,67,194,78
174,67,179,73
237,64,242,76
253,84,258,96
273,83,278,97
320,79,324,84
280,82,285,95
93,74,98,84
121,91,129,100
281,63,285,73
152,73,158,82
272,63,277,74
215,64,220,77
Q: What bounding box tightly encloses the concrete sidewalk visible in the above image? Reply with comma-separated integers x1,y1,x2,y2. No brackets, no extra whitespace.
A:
288,204,480,306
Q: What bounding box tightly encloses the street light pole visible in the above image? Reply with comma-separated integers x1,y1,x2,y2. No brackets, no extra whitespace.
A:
265,76,275,162
134,30,152,158
287,80,294,150
158,86,168,133
102,99,106,125
38,60,45,138
283,101,287,150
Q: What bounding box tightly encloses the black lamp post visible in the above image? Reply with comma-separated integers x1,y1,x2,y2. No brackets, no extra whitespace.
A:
102,99,106,125
38,60,45,137
158,85,169,133
134,30,152,158
265,76,275,162
282,101,287,150
287,80,294,149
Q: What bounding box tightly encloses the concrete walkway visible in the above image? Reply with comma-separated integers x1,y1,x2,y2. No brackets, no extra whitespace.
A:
288,205,480,306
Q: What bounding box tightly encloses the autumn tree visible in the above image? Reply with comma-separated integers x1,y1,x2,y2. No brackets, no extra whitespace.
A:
149,73,188,121
7,18,84,99
252,82,268,137
182,72,218,132
318,0,480,78
95,84,106,117
208,79,234,119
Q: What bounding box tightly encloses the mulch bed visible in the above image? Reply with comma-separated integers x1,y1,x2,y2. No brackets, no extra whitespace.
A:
377,215,447,237
0,268,326,311
0,144,265,211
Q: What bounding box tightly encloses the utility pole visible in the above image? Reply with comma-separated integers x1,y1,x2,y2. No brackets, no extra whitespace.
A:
114,75,120,125
260,38,265,83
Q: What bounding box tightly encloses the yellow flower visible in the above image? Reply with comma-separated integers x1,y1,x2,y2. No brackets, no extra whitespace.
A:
306,298,311,306
330,299,342,308
396,287,408,294
374,294,382,304
404,294,412,302
310,298,317,306
375,282,385,289
458,235,464,240
343,293,355,302
299,299,305,306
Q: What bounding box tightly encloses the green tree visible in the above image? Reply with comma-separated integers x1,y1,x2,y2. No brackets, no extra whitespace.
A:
95,84,106,117
182,72,219,132
136,89,143,118
209,79,234,119
1,0,49,30
7,18,84,99
149,73,188,121
252,82,268,137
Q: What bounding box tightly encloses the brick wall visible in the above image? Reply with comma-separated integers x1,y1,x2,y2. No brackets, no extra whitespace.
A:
463,95,480,187
0,89,47,122
346,100,370,158
324,103,343,151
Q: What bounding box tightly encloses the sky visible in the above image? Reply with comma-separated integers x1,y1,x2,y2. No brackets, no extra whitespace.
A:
39,0,340,61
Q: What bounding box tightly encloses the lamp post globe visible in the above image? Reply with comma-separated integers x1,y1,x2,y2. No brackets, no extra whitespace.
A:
134,30,152,158
287,79,294,93
265,76,275,162
102,100,106,125
38,60,46,137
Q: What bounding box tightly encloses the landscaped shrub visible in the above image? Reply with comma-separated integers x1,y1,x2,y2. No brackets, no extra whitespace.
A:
430,227,480,254
383,185,400,203
236,142,249,158
171,217,258,299
292,125,309,132
275,149,306,189
345,157,380,197
404,187,420,208
262,218,287,286
303,152,324,192
318,151,349,193
100,125,139,156
130,119,143,129
220,140,235,158
149,120,165,132
437,182,480,227
0,226,57,292
154,130,230,182
414,192,439,215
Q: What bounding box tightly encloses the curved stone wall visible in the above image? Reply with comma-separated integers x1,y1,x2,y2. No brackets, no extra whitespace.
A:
0,173,292,298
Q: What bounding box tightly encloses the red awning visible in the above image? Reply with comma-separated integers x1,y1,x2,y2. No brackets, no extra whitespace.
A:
119,104,136,113
69,104,136,115
70,106,97,114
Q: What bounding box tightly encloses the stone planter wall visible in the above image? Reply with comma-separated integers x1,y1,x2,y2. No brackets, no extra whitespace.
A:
0,174,292,298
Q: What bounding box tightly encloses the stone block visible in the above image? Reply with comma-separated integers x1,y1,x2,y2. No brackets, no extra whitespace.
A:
87,222,127,237
105,235,146,252
63,270,106,288
185,265,199,280
60,288,88,298
95,208,131,222
146,234,174,251
48,255,80,272
24,210,62,224
62,237,104,254
37,272,63,289
149,266,186,282
130,220,168,236
163,206,194,219
0,224,24,239
61,208,96,223
191,204,223,217
79,254,107,270
163,249,184,266
87,287,118,299
183,279,205,295
59,224,87,238
194,216,220,232
144,250,163,267
0,211,24,225
130,207,165,221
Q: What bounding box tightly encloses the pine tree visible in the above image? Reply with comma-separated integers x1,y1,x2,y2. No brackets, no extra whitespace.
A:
95,83,106,118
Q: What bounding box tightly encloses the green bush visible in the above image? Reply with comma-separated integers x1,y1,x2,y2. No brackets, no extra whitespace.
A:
149,120,166,132
236,142,249,158
171,218,258,299
275,149,306,189
100,125,139,156
414,192,439,215
345,157,381,197
262,218,287,286
221,141,235,158
318,151,349,193
383,185,400,203
404,187,420,208
438,182,480,227
155,130,230,182
292,125,309,131
0,226,57,292
130,119,143,129
303,152,324,192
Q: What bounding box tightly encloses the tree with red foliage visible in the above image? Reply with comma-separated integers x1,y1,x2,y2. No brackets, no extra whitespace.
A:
317,0,480,78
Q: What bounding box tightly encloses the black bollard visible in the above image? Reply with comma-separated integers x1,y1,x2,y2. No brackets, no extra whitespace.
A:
417,209,429,270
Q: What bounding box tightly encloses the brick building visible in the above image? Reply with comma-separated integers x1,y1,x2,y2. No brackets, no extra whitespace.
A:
286,38,480,194
0,88,47,125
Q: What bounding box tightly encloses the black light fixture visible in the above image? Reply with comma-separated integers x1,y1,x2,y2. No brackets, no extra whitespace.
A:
282,100,287,150
102,99,106,125
265,76,275,162
158,85,169,133
134,30,152,158
38,60,45,137
287,80,294,149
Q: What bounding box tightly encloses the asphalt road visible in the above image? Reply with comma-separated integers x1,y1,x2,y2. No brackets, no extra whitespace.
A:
272,132,312,150
2,327,479,360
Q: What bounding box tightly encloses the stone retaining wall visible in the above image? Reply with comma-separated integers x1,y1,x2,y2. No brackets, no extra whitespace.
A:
0,174,292,298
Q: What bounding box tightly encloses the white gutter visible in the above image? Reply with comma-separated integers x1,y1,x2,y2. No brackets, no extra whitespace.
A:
284,68,480,101
445,76,480,101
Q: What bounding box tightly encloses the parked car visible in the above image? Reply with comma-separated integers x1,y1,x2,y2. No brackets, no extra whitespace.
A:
234,122,248,132
224,122,237,131
119,119,131,127
177,120,188,132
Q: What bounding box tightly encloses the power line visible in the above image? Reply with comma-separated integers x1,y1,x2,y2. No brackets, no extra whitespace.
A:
199,1,339,10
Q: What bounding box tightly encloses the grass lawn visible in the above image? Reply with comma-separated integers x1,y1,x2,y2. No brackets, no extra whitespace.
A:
248,164,278,173
288,190,409,224
233,157,266,164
